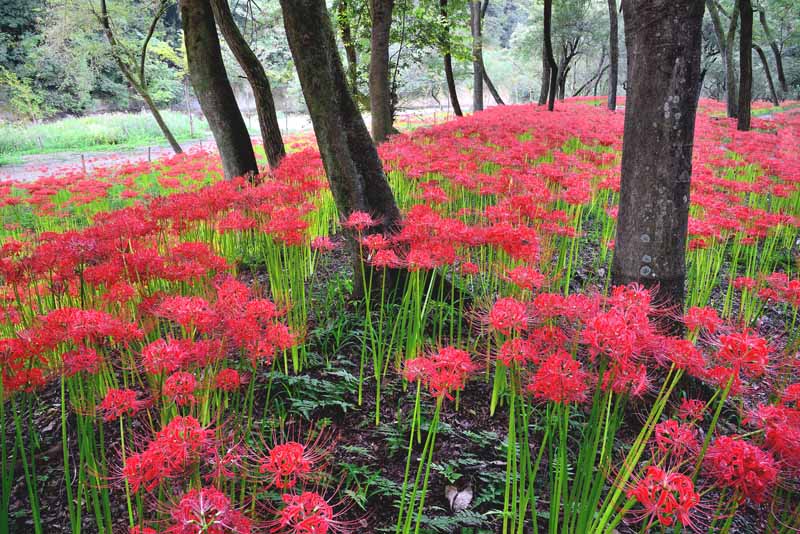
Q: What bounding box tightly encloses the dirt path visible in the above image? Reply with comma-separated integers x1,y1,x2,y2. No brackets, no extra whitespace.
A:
0,107,453,183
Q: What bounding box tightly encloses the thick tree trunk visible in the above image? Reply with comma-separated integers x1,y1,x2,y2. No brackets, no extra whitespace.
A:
612,0,705,310
440,0,463,116
607,0,618,110
279,0,401,233
470,0,483,112
538,45,550,106
369,0,394,143
738,0,753,132
758,8,788,94
338,0,360,98
210,0,285,170
543,0,558,111
753,44,780,107
180,0,258,180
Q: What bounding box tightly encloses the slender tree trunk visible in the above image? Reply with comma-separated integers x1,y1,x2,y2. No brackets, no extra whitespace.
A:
210,0,285,169
753,44,780,106
725,1,740,118
180,0,258,180
612,0,705,310
607,0,619,110
758,8,788,94
738,0,753,131
470,0,484,112
483,70,505,105
369,0,395,142
279,0,401,233
97,0,182,154
440,0,463,116
338,0,360,98
478,1,503,106
543,0,558,111
538,45,550,105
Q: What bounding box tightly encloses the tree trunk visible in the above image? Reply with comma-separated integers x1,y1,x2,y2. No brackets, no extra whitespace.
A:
478,2,503,106
210,0,285,170
607,0,618,110
725,1,740,118
470,0,484,112
758,7,788,94
538,45,550,105
97,0,182,154
612,0,705,310
279,0,401,233
483,70,505,105
738,0,752,132
440,0,463,116
543,0,558,111
369,0,395,143
180,0,258,180
338,0,361,98
753,44,780,107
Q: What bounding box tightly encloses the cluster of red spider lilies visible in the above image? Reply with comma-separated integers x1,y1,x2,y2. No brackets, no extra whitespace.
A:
0,97,799,533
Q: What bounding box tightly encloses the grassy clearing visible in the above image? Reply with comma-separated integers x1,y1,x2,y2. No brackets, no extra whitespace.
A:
0,110,213,161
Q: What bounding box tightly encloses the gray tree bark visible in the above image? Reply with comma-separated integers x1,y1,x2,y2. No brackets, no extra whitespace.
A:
538,45,550,105
210,0,286,169
180,0,258,180
753,43,780,106
611,0,705,310
758,7,788,94
369,0,395,142
706,0,740,118
470,0,484,112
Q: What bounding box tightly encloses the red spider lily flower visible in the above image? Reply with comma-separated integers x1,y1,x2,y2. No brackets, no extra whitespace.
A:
62,346,102,377
716,330,770,379
341,211,377,232
214,368,245,392
782,383,800,405
684,306,721,334
360,233,390,251
459,261,479,275
527,351,591,405
659,338,706,377
653,420,699,460
166,486,252,534
626,466,699,528
163,372,198,406
98,388,149,421
311,236,338,252
703,436,778,504
404,346,478,399
504,266,545,291
497,338,539,367
123,416,213,493
733,276,757,291
488,297,529,335
370,249,404,269
259,441,314,489
272,491,334,534
154,296,220,334
746,403,800,474
141,338,189,375
677,399,707,421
